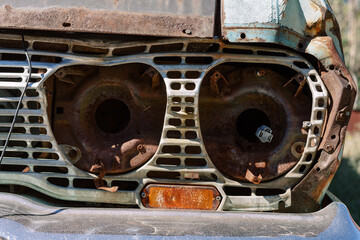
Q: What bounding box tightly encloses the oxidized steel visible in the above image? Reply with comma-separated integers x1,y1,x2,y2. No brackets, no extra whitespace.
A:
290,37,357,213
200,66,311,183
0,0,215,38
47,64,167,175
221,0,343,58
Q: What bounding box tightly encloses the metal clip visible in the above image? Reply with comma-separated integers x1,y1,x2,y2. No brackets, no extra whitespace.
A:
283,73,307,98
256,125,273,143
209,71,229,96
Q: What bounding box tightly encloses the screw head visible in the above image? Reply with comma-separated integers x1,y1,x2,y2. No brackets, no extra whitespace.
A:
216,196,221,201
295,145,304,154
183,29,192,35
141,192,146,198
255,69,266,77
326,145,334,152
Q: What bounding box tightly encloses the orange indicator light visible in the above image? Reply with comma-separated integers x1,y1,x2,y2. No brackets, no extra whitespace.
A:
141,184,221,210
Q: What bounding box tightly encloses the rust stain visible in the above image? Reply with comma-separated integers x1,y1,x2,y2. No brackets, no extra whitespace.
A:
245,169,263,184
290,37,357,212
209,71,229,96
283,73,306,98
200,66,311,182
0,7,214,38
47,64,167,177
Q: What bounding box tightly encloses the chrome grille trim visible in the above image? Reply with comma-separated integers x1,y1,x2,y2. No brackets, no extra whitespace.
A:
0,34,328,211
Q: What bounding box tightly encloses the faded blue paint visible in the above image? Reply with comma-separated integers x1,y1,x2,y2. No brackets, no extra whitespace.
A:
222,0,344,60
225,27,304,51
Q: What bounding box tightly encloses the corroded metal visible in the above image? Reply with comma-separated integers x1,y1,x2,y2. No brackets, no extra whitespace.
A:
0,0,216,38
199,66,311,183
0,35,325,211
289,36,357,213
209,71,229,96
48,64,167,175
0,25,354,214
221,0,343,60
283,73,307,98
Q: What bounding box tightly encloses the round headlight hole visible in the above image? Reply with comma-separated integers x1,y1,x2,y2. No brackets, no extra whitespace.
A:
95,99,130,134
236,109,271,143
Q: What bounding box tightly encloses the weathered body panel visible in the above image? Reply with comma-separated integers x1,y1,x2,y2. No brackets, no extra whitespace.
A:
222,0,343,60
0,192,359,239
0,0,216,38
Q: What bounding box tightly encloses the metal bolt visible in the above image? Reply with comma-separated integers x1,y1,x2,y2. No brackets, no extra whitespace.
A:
141,192,146,198
183,29,192,35
291,142,305,159
216,196,221,201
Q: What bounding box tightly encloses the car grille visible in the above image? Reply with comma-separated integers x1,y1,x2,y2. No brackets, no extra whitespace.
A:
0,34,328,211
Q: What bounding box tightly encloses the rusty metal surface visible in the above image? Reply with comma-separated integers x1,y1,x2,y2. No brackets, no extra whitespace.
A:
0,0,354,216
221,0,343,61
0,0,216,38
290,36,357,213
200,66,311,183
0,34,327,210
3,30,356,213
48,64,166,176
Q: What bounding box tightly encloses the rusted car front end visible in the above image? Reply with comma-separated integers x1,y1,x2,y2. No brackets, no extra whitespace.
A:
0,0,358,238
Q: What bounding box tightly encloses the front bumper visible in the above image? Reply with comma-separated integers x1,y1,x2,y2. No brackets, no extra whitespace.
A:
0,192,358,239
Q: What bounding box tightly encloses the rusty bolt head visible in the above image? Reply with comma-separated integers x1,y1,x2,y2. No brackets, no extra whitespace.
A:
325,145,334,152
137,144,146,154
295,145,304,154
255,69,266,77
68,149,78,158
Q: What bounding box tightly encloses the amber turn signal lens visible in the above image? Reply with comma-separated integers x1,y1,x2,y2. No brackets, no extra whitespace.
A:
141,184,221,210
